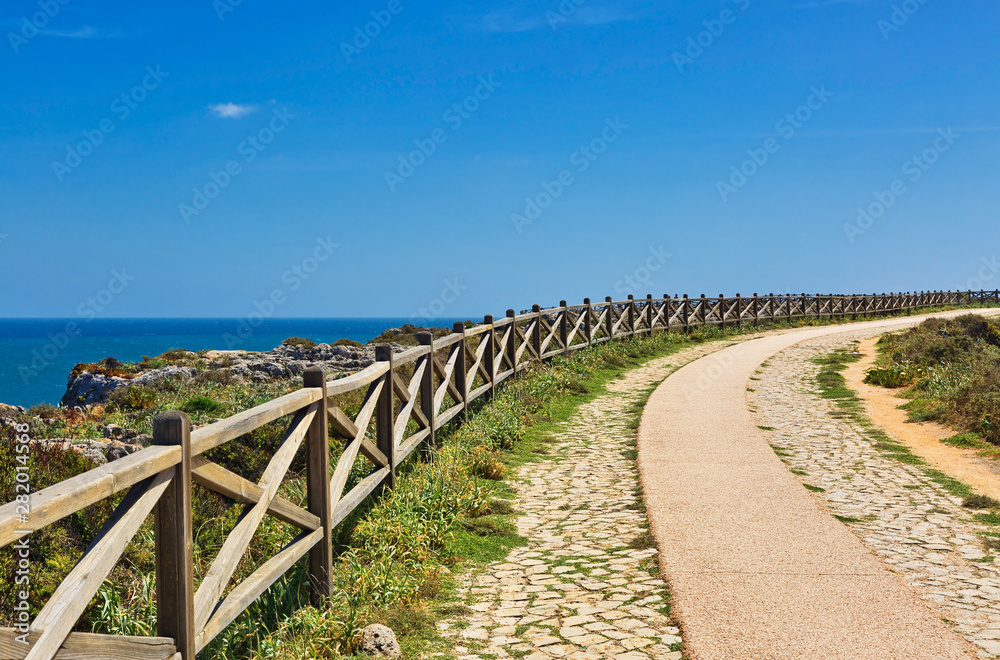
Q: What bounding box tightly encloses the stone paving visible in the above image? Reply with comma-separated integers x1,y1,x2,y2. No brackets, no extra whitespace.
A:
435,340,737,660
749,331,1000,658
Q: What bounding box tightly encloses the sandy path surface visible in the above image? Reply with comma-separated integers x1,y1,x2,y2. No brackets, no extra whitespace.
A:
847,334,1000,501
637,311,997,660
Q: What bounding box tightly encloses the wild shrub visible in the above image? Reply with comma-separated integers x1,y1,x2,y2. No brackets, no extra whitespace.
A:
870,314,1000,443
107,385,157,411
180,394,223,416
282,336,317,350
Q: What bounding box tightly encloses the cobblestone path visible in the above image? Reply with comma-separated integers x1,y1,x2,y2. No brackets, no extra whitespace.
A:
435,340,736,660
750,331,1000,657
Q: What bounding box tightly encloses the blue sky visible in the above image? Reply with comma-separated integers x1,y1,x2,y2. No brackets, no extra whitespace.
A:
1,0,998,320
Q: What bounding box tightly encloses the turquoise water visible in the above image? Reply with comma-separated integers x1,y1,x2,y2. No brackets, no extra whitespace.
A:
0,318,461,408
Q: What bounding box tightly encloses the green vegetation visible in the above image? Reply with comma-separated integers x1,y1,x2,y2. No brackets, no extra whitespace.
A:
331,338,363,348
368,324,457,346
2,308,988,657
963,494,1000,510
866,315,1000,443
812,348,972,494
282,336,317,349
0,325,735,658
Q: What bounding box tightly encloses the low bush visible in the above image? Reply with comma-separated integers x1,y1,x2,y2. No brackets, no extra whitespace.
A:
869,314,1000,443
282,337,317,350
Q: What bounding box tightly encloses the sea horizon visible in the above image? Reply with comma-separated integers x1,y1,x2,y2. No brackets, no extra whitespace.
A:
0,317,465,409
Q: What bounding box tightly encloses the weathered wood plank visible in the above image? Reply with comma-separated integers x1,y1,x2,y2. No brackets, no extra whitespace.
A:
195,528,322,652
328,406,388,468
0,444,181,548
190,457,319,531
27,471,173,660
330,467,390,528
329,383,382,510
0,630,176,660
190,388,320,456
193,406,316,634
324,362,389,397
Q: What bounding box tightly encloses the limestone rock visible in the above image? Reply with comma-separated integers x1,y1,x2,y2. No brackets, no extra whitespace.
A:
359,624,400,658
61,373,127,407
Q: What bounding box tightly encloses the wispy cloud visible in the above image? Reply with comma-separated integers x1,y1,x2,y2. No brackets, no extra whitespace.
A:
209,103,259,119
39,26,123,38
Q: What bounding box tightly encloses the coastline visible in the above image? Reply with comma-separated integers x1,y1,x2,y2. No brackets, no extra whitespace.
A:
0,317,463,408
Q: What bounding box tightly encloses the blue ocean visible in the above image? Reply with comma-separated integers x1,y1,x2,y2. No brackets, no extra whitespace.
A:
0,318,462,408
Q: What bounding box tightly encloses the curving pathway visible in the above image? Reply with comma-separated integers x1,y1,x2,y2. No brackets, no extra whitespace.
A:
638,311,999,660
434,339,739,660
750,332,1000,656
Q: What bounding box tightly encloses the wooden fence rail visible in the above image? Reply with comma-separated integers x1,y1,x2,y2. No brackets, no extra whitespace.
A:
2,288,998,659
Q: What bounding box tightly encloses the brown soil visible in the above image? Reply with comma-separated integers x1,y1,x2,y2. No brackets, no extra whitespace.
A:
845,336,1000,501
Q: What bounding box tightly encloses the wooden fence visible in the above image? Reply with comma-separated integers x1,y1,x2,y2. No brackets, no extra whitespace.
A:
1,288,998,659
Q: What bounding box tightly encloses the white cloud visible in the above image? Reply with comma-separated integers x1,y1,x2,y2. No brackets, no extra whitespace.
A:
209,102,258,119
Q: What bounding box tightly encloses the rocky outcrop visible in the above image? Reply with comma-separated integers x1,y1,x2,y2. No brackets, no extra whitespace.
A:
59,341,407,406
29,437,144,465
61,365,199,406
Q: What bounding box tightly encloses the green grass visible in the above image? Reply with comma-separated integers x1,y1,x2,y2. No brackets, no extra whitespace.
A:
942,432,990,449
865,314,1000,443
812,347,981,500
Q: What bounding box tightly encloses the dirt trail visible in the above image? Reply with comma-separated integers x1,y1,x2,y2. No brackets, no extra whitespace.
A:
845,335,1000,502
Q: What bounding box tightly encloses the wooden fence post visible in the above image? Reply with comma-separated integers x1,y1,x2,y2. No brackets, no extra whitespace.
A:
583,298,593,344
682,294,690,331
417,332,436,453
303,368,332,607
605,296,615,338
483,315,496,398
752,293,759,327
531,305,542,358
735,294,742,328
452,322,468,420
506,309,517,372
720,294,727,330
700,294,708,326
664,294,672,333
646,294,654,332
375,344,395,489
559,301,569,350
153,411,195,660
627,295,636,335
